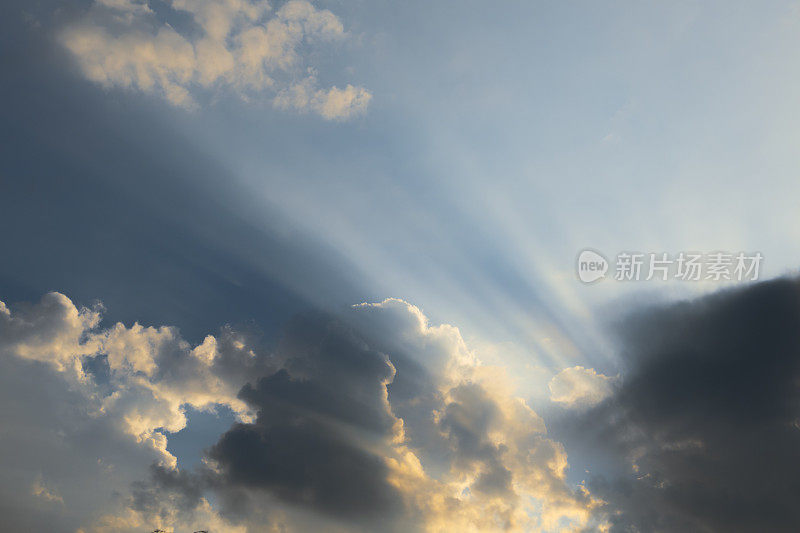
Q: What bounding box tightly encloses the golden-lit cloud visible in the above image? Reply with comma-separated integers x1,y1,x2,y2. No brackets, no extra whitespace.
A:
548,366,616,408
61,0,371,119
0,292,264,467
0,293,605,531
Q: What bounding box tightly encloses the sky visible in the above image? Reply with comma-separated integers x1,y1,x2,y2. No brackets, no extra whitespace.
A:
2,0,800,531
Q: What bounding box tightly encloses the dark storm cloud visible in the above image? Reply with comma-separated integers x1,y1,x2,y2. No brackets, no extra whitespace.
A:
571,278,800,532
207,312,404,522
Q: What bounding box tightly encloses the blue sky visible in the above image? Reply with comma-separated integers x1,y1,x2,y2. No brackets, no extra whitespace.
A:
3,0,800,531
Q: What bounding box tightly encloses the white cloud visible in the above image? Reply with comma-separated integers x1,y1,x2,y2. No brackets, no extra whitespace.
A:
0,292,100,371
548,365,616,408
60,0,371,119
274,75,372,120
0,292,275,531
0,292,266,466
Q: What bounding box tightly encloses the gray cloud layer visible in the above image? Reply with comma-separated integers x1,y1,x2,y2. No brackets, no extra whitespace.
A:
568,278,800,532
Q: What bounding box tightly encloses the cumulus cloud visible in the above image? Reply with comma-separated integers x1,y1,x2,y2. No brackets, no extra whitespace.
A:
570,278,800,532
60,0,371,119
199,299,602,531
0,292,271,467
207,312,405,524
0,292,602,532
548,366,616,408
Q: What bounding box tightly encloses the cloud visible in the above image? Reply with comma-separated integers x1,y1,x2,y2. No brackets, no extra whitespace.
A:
0,292,272,467
31,475,64,505
199,299,602,531
0,292,285,531
573,278,800,532
0,299,170,531
60,0,371,119
274,76,373,120
207,312,405,524
0,292,602,531
548,366,616,408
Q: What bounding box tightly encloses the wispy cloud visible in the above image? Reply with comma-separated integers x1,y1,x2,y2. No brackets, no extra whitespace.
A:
60,0,371,119
31,475,64,505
